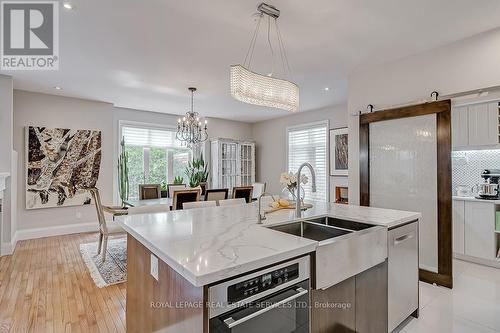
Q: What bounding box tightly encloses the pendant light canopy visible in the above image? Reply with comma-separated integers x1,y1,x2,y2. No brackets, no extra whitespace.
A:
230,3,299,112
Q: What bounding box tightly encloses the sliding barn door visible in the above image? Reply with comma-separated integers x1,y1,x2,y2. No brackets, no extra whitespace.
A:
370,115,438,272
359,100,452,288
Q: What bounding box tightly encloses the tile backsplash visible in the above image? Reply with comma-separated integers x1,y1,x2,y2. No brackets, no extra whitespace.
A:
452,149,500,194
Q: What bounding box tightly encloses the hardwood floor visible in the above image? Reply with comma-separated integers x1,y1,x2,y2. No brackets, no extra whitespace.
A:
0,233,126,333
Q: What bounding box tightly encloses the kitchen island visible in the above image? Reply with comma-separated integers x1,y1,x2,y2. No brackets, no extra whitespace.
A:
117,199,420,333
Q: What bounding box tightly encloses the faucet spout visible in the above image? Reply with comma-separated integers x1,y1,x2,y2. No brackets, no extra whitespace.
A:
257,192,274,224
295,162,316,218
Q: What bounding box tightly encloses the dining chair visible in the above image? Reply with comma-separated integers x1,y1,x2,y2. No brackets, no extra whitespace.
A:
252,182,267,200
127,204,171,214
218,198,247,206
199,182,208,196
232,186,253,203
205,188,229,203
139,184,162,200
183,201,217,210
172,189,201,210
167,184,187,198
88,188,126,262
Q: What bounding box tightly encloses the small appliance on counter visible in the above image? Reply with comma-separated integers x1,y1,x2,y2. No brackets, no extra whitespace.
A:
475,169,500,200
455,184,471,197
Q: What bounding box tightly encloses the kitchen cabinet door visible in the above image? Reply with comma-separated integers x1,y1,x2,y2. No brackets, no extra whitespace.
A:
468,102,499,146
452,106,468,149
464,201,495,259
452,200,465,254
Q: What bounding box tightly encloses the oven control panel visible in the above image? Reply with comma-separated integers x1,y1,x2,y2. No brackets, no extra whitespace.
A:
227,263,299,303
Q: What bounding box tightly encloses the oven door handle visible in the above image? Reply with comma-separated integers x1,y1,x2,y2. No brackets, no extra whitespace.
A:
223,287,308,329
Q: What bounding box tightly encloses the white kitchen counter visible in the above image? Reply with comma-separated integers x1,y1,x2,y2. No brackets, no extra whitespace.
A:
453,196,500,204
117,199,420,287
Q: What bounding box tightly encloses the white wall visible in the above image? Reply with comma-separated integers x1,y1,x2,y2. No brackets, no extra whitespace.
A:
0,75,14,253
252,105,347,194
13,90,252,235
348,27,500,204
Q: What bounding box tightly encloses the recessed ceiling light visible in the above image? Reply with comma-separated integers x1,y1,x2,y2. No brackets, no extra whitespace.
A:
54,86,62,90
63,2,73,10
324,87,330,91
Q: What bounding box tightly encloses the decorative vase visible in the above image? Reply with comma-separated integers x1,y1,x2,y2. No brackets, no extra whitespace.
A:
281,185,305,204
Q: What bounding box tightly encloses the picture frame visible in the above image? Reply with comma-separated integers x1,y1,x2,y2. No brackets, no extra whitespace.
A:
330,127,348,176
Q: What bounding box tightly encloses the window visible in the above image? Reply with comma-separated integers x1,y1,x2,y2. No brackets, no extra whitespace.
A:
121,124,192,200
287,121,328,201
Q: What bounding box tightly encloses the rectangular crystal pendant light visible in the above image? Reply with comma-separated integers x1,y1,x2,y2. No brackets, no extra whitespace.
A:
230,65,299,112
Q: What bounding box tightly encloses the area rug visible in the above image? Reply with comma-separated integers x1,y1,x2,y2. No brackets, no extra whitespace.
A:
79,237,127,288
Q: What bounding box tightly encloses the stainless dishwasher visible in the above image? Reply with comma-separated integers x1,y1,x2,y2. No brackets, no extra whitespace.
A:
208,256,310,333
388,220,419,332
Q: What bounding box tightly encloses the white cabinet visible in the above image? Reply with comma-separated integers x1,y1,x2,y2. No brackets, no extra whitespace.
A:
451,106,468,149
210,138,255,191
452,200,465,254
452,101,499,150
468,102,498,146
464,201,496,260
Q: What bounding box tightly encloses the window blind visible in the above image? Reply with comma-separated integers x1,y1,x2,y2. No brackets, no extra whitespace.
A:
287,122,328,201
121,125,183,148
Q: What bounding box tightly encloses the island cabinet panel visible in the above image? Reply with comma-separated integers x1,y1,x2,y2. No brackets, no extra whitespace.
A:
127,235,206,333
311,276,356,333
355,260,388,333
311,261,388,333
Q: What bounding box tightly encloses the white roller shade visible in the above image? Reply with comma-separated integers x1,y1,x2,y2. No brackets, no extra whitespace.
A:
287,122,328,201
121,126,183,148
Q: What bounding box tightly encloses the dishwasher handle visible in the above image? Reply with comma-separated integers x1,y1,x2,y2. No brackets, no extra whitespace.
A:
223,287,308,329
394,232,415,246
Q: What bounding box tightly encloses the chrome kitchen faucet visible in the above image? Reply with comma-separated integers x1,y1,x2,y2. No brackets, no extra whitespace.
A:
295,163,316,218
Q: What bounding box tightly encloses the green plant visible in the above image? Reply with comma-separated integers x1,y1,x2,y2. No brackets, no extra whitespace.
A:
160,182,167,191
185,153,209,188
173,176,184,185
117,137,129,206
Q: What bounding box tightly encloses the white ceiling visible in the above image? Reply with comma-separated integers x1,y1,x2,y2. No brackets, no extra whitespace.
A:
3,0,500,122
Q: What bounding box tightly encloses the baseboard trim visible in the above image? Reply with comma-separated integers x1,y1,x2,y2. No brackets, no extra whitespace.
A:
454,253,500,269
16,222,98,242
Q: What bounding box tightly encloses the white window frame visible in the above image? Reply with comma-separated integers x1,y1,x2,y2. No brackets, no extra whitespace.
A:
286,120,330,202
116,120,192,201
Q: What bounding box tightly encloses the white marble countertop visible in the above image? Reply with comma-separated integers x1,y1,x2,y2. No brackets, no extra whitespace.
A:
453,196,500,204
117,198,420,287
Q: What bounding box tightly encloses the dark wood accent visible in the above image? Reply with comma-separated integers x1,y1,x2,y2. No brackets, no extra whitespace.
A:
311,277,356,333
358,100,453,288
436,109,453,287
127,235,205,333
355,260,388,333
359,100,451,125
419,269,453,289
359,123,370,206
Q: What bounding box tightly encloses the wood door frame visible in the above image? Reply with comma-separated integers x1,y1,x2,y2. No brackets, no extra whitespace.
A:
359,100,453,288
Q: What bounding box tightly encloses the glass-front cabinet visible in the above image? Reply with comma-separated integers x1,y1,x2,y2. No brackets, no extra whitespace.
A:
211,138,255,191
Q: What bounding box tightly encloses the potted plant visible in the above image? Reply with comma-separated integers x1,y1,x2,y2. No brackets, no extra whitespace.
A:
173,175,184,184
185,153,209,193
117,137,129,208
160,182,168,198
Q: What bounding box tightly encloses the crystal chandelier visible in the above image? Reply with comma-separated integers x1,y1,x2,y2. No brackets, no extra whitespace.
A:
176,87,208,147
230,3,299,112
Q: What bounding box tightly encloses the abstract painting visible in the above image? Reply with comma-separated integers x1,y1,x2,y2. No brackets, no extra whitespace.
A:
26,126,102,209
330,128,348,176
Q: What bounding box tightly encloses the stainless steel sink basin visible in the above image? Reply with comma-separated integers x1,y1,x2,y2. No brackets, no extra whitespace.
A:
268,216,388,290
305,216,373,231
269,221,352,241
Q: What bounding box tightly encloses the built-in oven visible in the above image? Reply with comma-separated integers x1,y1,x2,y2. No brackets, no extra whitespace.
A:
208,256,310,333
